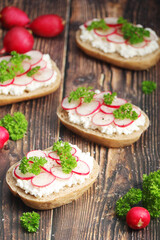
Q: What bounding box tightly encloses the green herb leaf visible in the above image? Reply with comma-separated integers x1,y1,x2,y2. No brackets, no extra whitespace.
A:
20,211,40,233
68,87,95,103
113,103,138,120
87,19,109,31
103,92,117,105
0,112,28,140
52,141,77,174
142,81,157,94
27,66,40,77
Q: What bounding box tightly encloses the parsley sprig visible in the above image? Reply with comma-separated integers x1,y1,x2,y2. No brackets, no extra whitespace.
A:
20,211,40,233
19,156,47,175
27,66,40,77
0,112,28,140
53,141,77,174
87,19,109,31
142,81,157,94
68,87,95,103
117,17,150,44
104,92,117,105
113,103,138,120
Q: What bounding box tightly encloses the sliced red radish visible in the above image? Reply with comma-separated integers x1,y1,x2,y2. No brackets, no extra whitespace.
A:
76,100,100,116
31,172,56,187
0,78,14,86
0,55,11,63
94,91,111,101
106,97,127,108
26,150,47,159
33,68,53,82
100,105,116,114
71,147,77,155
14,164,35,180
107,33,126,44
94,27,116,37
104,17,122,27
48,151,60,160
25,50,43,66
92,111,114,126
72,160,90,175
32,59,47,70
129,41,148,48
16,61,31,76
84,19,95,28
51,166,73,180
61,96,81,110
115,28,123,36
132,106,141,118
144,31,158,42
13,74,33,86
114,118,133,127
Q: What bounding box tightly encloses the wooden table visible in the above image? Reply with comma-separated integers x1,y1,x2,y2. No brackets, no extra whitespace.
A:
0,0,160,239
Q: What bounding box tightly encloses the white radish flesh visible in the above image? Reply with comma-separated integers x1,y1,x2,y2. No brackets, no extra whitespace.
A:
93,91,111,101
33,68,54,82
0,56,11,63
48,151,60,160
114,118,133,127
31,172,56,187
104,17,122,27
72,160,90,175
14,164,35,180
100,105,115,114
51,166,73,179
16,61,31,76
92,111,114,126
27,150,47,159
132,106,141,117
0,79,14,86
32,59,47,70
94,27,116,37
76,100,100,116
107,33,126,44
61,97,81,110
106,97,127,108
25,50,43,66
13,74,33,86
129,41,148,48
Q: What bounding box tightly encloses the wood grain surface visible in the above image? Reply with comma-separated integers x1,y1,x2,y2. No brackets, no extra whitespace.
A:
0,0,160,239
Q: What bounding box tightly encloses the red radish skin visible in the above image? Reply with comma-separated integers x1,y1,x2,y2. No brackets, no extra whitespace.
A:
26,150,47,159
0,126,9,149
0,27,34,54
0,78,14,87
28,14,64,37
0,6,30,29
126,207,150,230
14,164,35,180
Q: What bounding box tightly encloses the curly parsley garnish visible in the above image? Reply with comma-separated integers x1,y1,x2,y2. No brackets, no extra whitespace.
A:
0,112,28,140
87,19,109,31
104,92,117,105
68,87,95,103
53,141,77,174
20,211,40,233
142,81,157,94
0,51,31,83
27,66,40,77
117,17,150,44
113,103,138,120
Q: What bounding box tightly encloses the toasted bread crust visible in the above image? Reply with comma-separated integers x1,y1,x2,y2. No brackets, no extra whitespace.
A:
0,61,61,106
6,147,99,210
76,30,160,70
57,106,150,148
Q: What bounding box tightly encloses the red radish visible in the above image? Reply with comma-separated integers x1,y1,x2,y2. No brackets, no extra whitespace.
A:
100,105,115,114
0,56,11,62
94,27,116,37
0,78,14,87
84,19,94,28
114,118,133,127
107,33,127,44
76,100,100,116
92,111,114,126
41,166,52,173
51,166,73,180
55,155,79,165
104,17,122,27
126,207,150,230
14,164,35,180
71,147,77,155
31,172,56,187
48,151,60,160
26,150,47,159
144,31,158,42
132,106,141,118
16,61,31,76
0,126,9,149
25,50,43,66
33,68,53,82
13,74,33,86
0,27,34,54
106,97,127,108
32,59,47,70
72,160,90,175
61,97,82,110
129,41,148,48
28,14,64,37
0,6,30,29
115,28,123,36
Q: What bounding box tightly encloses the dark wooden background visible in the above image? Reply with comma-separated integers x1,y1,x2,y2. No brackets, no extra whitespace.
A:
0,0,160,239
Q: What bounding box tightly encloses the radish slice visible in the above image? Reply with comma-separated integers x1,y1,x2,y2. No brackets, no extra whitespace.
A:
13,74,33,86
61,96,81,110
0,79,14,86
100,105,116,114
25,50,43,66
41,166,52,173
84,19,96,28
132,106,141,118
14,164,35,180
33,68,53,82
114,118,133,127
51,166,73,179
115,28,123,36
72,160,90,175
107,33,126,44
48,151,60,160
16,61,31,76
94,91,111,101
71,147,77,155
0,56,11,63
32,59,47,70
27,150,47,159
31,172,56,187
92,111,114,126
94,27,116,37
104,17,122,27
144,30,158,42
106,97,127,108
76,100,100,116
129,41,148,48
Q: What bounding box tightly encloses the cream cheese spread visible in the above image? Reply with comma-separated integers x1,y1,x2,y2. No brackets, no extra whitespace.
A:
0,54,57,96
13,144,94,198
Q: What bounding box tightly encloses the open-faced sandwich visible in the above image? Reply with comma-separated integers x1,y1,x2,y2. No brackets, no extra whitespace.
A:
6,141,99,210
76,17,160,70
57,87,150,147
0,50,61,106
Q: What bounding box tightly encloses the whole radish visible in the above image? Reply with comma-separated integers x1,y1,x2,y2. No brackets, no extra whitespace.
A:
0,126,9,149
0,27,34,54
28,14,64,37
0,6,30,29
126,207,150,230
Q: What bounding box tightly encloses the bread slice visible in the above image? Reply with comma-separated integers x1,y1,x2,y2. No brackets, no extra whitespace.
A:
76,30,160,70
0,60,61,106
57,106,150,148
6,147,99,210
